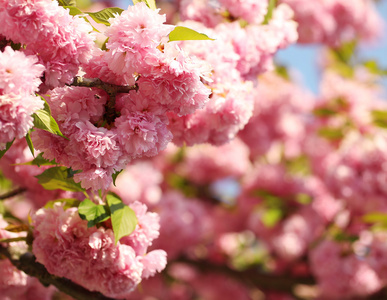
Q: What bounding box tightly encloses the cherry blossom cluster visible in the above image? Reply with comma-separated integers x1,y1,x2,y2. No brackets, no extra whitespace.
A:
279,0,383,45
0,47,44,150
29,3,212,190
1,0,387,299
31,202,166,298
0,0,95,88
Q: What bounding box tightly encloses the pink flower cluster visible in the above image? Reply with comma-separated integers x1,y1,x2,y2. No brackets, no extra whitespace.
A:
310,239,383,299
238,72,313,159
0,215,54,300
0,0,95,88
0,139,81,210
151,191,212,259
239,164,340,261
175,138,251,184
31,3,212,190
321,132,387,216
0,47,45,149
180,0,268,26
163,2,298,146
280,0,383,45
111,161,163,207
31,202,167,299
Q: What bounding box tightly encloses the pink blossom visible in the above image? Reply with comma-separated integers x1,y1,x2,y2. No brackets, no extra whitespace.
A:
0,94,43,150
168,81,254,146
0,0,95,88
0,47,45,149
280,0,383,45
111,161,163,207
239,72,313,159
31,86,172,190
0,47,44,95
105,2,174,83
31,202,166,298
217,0,268,24
177,138,251,184
151,191,212,259
310,239,383,299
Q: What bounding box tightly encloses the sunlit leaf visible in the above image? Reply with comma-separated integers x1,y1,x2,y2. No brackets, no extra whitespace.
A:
4,224,30,232
44,198,81,210
0,139,15,160
169,26,215,42
372,110,387,128
78,198,110,228
17,153,57,167
261,208,282,228
57,0,77,7
363,212,387,224
25,131,34,157
36,167,84,192
112,170,123,187
33,107,68,140
107,192,137,245
86,8,124,26
262,0,277,24
317,127,344,140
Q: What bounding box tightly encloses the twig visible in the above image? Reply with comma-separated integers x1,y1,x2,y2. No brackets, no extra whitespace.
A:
0,188,27,200
69,77,139,125
69,76,138,94
0,246,116,300
176,257,316,293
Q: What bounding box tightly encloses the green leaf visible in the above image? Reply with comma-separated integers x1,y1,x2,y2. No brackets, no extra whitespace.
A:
101,37,109,50
317,126,344,140
295,193,312,205
86,8,124,26
372,110,387,128
25,131,34,157
0,139,15,160
17,153,57,167
362,212,387,224
57,0,77,7
64,6,84,16
4,223,30,232
253,190,283,207
332,40,357,64
78,198,110,227
107,192,137,245
363,60,387,76
112,170,123,187
261,208,282,228
132,0,157,10
36,167,84,192
313,107,337,117
262,0,277,24
169,26,215,42
44,198,81,210
33,108,68,140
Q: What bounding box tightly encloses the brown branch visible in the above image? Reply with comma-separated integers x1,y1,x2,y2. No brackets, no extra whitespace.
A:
176,257,316,293
69,76,139,125
0,188,27,200
69,76,138,94
0,246,115,300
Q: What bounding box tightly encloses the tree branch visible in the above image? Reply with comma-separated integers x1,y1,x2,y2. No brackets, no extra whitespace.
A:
0,246,115,300
69,76,138,94
68,76,139,125
176,257,316,293
0,188,27,200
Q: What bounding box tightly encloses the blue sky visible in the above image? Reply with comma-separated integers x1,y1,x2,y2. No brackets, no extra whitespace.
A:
276,0,387,94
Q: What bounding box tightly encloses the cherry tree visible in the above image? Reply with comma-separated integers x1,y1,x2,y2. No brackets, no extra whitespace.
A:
1,0,387,299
